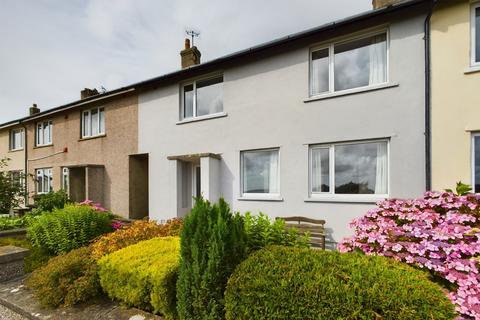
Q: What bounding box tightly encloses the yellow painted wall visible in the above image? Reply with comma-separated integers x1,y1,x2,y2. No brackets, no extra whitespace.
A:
431,0,480,191
0,126,25,172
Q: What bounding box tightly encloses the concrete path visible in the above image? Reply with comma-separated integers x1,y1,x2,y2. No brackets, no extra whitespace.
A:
0,277,162,320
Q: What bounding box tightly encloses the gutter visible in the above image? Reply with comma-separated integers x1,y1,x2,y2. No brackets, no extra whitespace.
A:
424,0,439,191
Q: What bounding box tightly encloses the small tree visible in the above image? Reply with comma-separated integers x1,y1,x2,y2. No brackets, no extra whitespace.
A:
0,158,24,214
176,197,246,320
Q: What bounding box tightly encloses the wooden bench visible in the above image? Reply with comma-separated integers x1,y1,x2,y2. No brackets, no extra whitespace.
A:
277,216,326,250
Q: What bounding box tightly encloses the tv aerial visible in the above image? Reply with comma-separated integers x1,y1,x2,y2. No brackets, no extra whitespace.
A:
186,29,200,46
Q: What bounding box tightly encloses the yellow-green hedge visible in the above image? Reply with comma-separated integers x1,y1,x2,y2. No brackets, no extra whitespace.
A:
98,236,180,319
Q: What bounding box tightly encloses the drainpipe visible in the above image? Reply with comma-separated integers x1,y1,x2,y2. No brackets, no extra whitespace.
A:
21,123,28,206
424,0,439,191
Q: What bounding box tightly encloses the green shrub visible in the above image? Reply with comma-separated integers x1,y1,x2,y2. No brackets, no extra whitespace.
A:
33,190,70,212
27,204,113,255
98,237,180,319
0,214,31,231
243,212,309,252
176,197,246,320
225,246,457,320
0,158,25,215
27,246,101,307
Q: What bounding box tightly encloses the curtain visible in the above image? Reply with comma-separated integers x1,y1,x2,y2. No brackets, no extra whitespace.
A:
375,143,388,194
311,149,322,192
369,35,387,85
268,151,279,193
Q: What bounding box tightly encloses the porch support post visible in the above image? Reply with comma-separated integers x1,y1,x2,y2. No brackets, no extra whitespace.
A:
200,156,220,203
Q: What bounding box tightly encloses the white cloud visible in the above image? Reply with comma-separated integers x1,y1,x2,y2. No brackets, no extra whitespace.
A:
0,0,371,122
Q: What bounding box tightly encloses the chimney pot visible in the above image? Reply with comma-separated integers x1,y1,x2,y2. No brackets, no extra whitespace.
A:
185,38,191,49
29,104,40,116
372,0,403,9
81,88,99,99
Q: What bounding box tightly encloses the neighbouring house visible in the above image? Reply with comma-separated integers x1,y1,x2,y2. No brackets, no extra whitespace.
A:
430,0,480,192
0,89,148,219
136,0,429,247
0,117,27,206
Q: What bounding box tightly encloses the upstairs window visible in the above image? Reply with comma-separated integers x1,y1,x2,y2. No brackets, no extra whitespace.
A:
36,120,52,146
82,107,105,138
182,75,223,120
310,32,388,96
9,128,24,151
472,3,480,66
309,140,388,197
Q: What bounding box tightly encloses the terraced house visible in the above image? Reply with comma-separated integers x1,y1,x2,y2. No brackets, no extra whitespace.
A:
0,0,438,247
430,0,480,192
0,89,148,219
137,0,430,247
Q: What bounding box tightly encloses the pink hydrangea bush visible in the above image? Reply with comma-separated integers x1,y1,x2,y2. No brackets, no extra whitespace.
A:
339,191,480,319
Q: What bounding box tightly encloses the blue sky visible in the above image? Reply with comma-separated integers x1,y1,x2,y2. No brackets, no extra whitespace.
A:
0,0,371,123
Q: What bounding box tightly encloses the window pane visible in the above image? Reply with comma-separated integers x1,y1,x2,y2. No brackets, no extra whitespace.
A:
91,108,99,136
37,124,42,145
334,34,387,91
476,8,480,63
311,49,329,95
183,84,194,118
334,142,388,194
475,136,480,193
196,76,223,117
99,108,105,134
43,122,50,144
243,150,279,194
83,111,90,137
37,171,43,193
311,148,330,193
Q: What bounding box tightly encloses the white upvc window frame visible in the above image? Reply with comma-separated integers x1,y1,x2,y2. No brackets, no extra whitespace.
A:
82,106,105,138
471,2,480,67
239,148,282,200
180,74,224,120
36,168,53,195
36,120,53,146
309,28,390,98
471,133,480,193
62,167,69,195
308,139,390,202
9,128,24,151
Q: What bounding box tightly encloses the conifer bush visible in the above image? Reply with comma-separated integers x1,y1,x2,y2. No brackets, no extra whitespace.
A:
225,246,456,320
176,197,246,320
27,204,113,255
98,237,180,319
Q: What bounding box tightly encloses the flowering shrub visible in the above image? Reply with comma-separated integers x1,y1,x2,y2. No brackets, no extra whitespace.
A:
91,218,183,259
339,190,480,319
79,199,107,212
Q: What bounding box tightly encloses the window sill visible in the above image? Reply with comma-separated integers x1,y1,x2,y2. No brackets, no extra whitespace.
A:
238,196,284,202
8,148,24,153
78,134,106,142
304,82,399,103
177,112,227,125
33,144,53,149
464,65,480,74
304,195,388,204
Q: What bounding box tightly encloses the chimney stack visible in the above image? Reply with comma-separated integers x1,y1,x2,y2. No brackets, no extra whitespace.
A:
29,103,40,116
180,38,201,69
80,88,99,99
372,0,403,9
